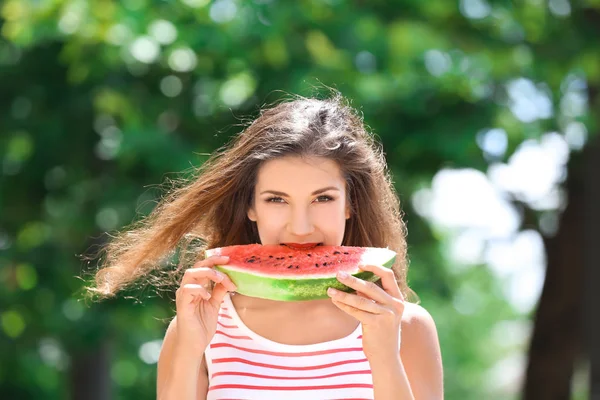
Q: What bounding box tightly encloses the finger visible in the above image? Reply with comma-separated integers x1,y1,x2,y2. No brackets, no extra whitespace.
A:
336,271,389,304
181,267,236,291
177,283,212,304
330,298,375,324
327,287,384,314
193,255,230,268
358,264,403,300
209,282,234,308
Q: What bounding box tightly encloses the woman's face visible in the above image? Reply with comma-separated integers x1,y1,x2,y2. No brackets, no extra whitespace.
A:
248,156,351,248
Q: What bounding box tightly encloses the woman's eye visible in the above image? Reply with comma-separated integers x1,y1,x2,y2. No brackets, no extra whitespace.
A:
315,195,333,202
266,196,285,203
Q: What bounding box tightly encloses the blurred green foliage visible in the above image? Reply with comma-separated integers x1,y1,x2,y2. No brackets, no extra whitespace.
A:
0,0,597,399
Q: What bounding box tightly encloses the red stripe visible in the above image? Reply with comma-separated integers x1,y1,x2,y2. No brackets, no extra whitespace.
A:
210,342,363,357
217,321,239,329
211,369,371,380
209,383,373,391
215,330,252,340
212,357,368,371
218,313,233,319
358,335,363,339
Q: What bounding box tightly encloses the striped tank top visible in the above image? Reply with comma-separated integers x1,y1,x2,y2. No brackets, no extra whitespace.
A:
205,293,374,400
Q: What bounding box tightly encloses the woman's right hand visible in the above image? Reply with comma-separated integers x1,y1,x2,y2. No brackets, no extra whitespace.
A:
174,255,237,358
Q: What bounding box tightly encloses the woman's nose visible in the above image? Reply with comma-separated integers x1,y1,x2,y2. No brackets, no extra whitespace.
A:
287,207,315,236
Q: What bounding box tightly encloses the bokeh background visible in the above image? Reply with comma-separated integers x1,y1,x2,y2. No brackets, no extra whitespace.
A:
1,0,598,399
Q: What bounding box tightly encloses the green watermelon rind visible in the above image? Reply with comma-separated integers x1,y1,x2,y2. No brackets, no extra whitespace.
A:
207,246,396,301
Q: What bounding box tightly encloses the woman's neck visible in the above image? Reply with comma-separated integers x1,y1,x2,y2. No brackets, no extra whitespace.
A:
229,292,334,313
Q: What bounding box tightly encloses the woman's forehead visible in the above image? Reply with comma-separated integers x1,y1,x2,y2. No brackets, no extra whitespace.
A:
255,156,345,189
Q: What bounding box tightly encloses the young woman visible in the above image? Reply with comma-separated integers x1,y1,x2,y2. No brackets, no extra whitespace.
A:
90,94,444,399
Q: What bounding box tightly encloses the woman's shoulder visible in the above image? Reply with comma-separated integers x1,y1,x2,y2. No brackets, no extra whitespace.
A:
400,302,442,362
400,302,444,396
401,302,440,351
401,301,439,345
401,301,437,329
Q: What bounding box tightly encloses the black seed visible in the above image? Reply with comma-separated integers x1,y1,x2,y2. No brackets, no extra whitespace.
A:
333,251,340,255
307,254,311,257
288,255,293,258
269,255,273,258
343,252,349,255
325,255,329,257
315,263,319,267
247,259,255,263
295,266,299,269
287,265,293,268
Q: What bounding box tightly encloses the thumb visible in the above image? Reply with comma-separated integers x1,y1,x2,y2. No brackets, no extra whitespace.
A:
209,282,229,308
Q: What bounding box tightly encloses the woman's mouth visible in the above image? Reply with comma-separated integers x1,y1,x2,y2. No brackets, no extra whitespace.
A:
281,243,322,250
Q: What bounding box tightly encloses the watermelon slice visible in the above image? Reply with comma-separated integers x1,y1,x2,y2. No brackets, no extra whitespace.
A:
204,244,396,301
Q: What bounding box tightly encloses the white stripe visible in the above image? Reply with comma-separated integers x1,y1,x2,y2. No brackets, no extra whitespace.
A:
207,387,374,400
210,372,373,388
208,357,371,379
209,342,365,365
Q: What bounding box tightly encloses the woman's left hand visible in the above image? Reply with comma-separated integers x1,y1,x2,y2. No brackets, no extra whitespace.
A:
327,264,404,362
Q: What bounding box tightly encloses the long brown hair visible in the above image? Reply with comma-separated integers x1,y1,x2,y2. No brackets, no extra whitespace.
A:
86,93,415,301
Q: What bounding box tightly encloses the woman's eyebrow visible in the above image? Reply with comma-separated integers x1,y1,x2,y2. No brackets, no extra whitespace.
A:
259,186,341,196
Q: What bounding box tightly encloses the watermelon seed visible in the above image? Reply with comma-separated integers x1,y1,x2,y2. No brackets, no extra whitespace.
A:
288,255,293,258
307,254,311,257
295,266,299,269
315,263,319,268
269,255,273,258
323,262,328,266
247,259,256,263
287,265,293,269
343,252,349,255
333,251,340,255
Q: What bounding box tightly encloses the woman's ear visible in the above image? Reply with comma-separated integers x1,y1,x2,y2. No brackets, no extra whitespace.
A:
345,203,351,219
248,207,257,222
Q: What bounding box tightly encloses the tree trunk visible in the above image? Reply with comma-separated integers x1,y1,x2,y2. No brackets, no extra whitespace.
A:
523,147,584,399
69,338,112,400
523,125,599,397
584,132,600,398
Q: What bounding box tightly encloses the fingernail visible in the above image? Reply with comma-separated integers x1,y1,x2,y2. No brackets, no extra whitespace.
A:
337,271,348,279
327,288,337,296
215,271,225,282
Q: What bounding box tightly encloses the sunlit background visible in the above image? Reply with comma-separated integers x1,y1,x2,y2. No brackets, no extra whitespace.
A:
1,0,597,399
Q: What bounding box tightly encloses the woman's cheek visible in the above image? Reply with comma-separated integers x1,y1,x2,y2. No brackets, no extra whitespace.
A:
257,205,288,229
314,203,346,225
